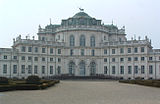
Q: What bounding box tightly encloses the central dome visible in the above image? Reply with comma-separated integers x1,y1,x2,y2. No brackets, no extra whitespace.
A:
72,12,92,18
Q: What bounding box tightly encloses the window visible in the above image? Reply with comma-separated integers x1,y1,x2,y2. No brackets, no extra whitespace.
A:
58,58,61,62
120,58,124,62
134,47,138,53
80,35,85,46
28,65,32,74
42,57,45,61
13,56,17,60
34,57,38,61
128,57,131,61
134,57,138,61
112,58,115,62
141,57,145,61
50,58,53,62
21,56,25,60
141,47,145,52
57,66,61,75
112,49,115,54
104,36,106,40
120,48,124,53
104,58,107,62
21,46,26,52
91,49,95,56
90,36,95,47
28,47,32,52
104,49,107,54
104,66,108,74
4,55,7,59
128,66,132,74
149,65,153,74
42,66,45,74
50,48,53,54
70,49,73,56
149,57,152,61
112,66,115,74
81,49,84,56
58,49,61,54
70,35,75,46
50,66,53,74
120,66,124,74
21,65,25,74
34,65,38,74
13,65,17,74
3,64,7,74
141,65,145,74
42,48,46,53
128,48,131,53
42,37,45,41
35,47,38,53
28,56,32,61
134,66,138,74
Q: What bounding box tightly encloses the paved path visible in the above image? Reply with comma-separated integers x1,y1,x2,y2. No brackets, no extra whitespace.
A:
0,81,160,104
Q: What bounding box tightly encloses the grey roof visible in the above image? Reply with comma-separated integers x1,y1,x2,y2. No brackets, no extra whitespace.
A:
72,12,92,19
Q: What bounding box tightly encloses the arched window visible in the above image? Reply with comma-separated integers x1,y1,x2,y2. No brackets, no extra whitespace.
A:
79,61,85,76
70,35,75,46
90,36,95,47
80,35,85,46
90,61,96,76
68,61,75,75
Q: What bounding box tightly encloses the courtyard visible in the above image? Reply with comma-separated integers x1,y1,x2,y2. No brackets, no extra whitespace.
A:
0,80,160,104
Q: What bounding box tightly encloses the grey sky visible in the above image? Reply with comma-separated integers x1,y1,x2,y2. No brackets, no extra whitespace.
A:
0,0,160,48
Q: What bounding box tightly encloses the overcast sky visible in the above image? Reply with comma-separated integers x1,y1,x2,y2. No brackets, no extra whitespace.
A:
0,0,160,48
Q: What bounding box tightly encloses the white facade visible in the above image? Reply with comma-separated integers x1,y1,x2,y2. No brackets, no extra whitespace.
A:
0,11,160,79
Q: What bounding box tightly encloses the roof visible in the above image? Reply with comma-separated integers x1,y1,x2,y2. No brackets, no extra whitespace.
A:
72,12,92,19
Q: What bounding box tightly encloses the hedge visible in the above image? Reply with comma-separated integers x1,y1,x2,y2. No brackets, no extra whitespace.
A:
119,80,160,88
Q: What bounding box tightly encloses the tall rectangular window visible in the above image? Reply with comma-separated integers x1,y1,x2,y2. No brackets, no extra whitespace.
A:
120,66,124,74
34,65,38,74
134,66,138,74
134,47,138,53
50,66,53,74
128,66,132,74
42,66,45,74
104,58,107,62
42,48,46,53
70,49,73,56
13,65,17,74
21,65,25,74
141,65,145,74
104,49,107,54
134,57,138,61
28,56,32,61
3,64,7,74
21,56,25,60
50,48,53,54
149,65,153,74
21,46,26,52
112,66,115,74
81,49,84,56
58,49,61,54
141,57,145,61
35,47,38,53
112,58,115,62
128,48,131,53
42,57,45,61
4,55,7,59
104,66,108,74
128,57,131,61
149,57,152,61
28,65,32,74
120,58,124,62
91,49,95,56
141,47,145,52
120,48,124,53
28,47,32,52
112,49,115,54
34,57,38,61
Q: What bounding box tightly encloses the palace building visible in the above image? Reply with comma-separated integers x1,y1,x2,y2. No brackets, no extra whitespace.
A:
0,11,160,79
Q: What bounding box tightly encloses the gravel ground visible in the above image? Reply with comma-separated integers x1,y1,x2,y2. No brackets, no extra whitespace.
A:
0,80,160,104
